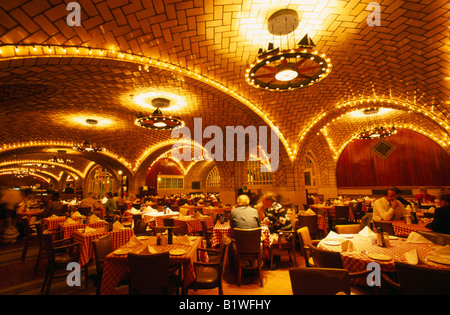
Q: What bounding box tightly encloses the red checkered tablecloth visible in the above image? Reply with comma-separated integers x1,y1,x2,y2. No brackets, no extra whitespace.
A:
211,221,271,248
72,228,134,267
155,216,214,234
59,221,106,239
100,236,203,295
43,216,83,230
390,220,431,237
318,234,450,286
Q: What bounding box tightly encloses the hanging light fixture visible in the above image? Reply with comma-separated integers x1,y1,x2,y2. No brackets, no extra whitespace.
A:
245,9,332,91
135,98,184,130
356,108,397,139
74,119,103,152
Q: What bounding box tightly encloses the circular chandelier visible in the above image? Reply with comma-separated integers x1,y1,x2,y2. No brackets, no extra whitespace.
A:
245,9,332,91
356,126,397,140
74,119,103,152
135,98,184,130
356,108,397,139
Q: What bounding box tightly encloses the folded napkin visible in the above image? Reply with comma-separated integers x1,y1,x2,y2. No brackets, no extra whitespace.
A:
84,226,97,233
429,245,450,259
340,240,354,253
404,249,419,265
174,234,192,246
406,232,433,244
112,221,125,231
141,245,158,254
71,211,83,218
359,226,376,238
178,213,185,219
304,209,316,216
325,231,343,240
193,212,201,219
166,208,173,214
90,214,101,222
64,218,77,225
50,214,59,218
126,235,144,247
428,207,435,213
130,208,141,214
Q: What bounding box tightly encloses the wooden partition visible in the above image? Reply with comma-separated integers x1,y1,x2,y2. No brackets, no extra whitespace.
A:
336,129,450,187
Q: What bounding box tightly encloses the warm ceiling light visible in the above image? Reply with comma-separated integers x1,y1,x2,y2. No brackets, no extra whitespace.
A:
135,99,184,130
245,9,332,91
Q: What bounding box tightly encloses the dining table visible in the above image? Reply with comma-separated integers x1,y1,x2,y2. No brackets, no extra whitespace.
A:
72,228,134,267
100,235,203,295
389,220,431,237
154,215,214,235
43,215,83,230
58,220,107,239
318,233,450,286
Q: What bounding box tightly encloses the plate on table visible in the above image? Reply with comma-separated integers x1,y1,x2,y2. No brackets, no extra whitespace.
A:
426,255,450,266
113,248,132,255
341,234,354,239
137,236,150,241
367,253,392,261
323,240,341,246
388,236,398,240
169,249,187,256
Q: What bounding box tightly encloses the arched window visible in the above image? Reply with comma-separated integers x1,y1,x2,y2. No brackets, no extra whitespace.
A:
247,160,272,186
303,156,316,187
87,166,114,198
206,166,220,187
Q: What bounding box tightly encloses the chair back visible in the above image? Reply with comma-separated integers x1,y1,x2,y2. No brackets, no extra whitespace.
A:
394,261,450,295
372,220,396,236
223,209,231,221
201,220,211,248
334,206,350,219
92,234,113,272
163,218,175,227
360,213,373,230
209,211,218,224
232,228,262,254
309,244,345,269
297,227,312,247
134,219,148,235
179,207,189,216
131,203,141,210
128,252,170,295
417,230,450,246
297,214,319,236
78,207,92,216
335,224,360,234
22,217,33,237
302,204,310,211
289,267,351,295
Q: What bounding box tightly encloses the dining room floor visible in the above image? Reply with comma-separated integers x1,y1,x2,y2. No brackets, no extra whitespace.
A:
0,237,374,295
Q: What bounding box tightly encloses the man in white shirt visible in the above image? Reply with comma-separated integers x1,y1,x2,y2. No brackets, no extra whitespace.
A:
373,187,409,221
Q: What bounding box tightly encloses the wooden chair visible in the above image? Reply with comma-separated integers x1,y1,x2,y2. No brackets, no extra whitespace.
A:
269,231,297,270
335,224,361,234
133,219,149,236
127,252,181,295
188,236,231,295
372,220,396,236
201,219,213,248
131,203,141,210
352,202,364,222
92,234,113,295
302,204,310,211
309,244,371,280
296,227,320,267
232,227,264,287
382,261,450,295
77,207,92,216
163,218,175,227
21,217,38,261
333,206,350,227
289,267,351,295
41,231,84,295
417,230,450,246
34,222,64,275
297,214,320,240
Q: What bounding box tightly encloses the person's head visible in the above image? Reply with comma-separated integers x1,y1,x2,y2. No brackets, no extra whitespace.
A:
391,186,402,195
384,188,398,202
105,192,113,199
113,192,118,197
419,187,428,195
261,192,277,208
437,190,450,207
236,194,250,206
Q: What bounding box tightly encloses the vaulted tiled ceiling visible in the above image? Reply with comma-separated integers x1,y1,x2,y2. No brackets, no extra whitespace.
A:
0,0,448,177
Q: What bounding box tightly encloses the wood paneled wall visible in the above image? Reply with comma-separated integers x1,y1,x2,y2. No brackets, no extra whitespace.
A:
336,129,450,187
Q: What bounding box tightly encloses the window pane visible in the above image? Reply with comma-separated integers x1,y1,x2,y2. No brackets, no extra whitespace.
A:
304,172,311,186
